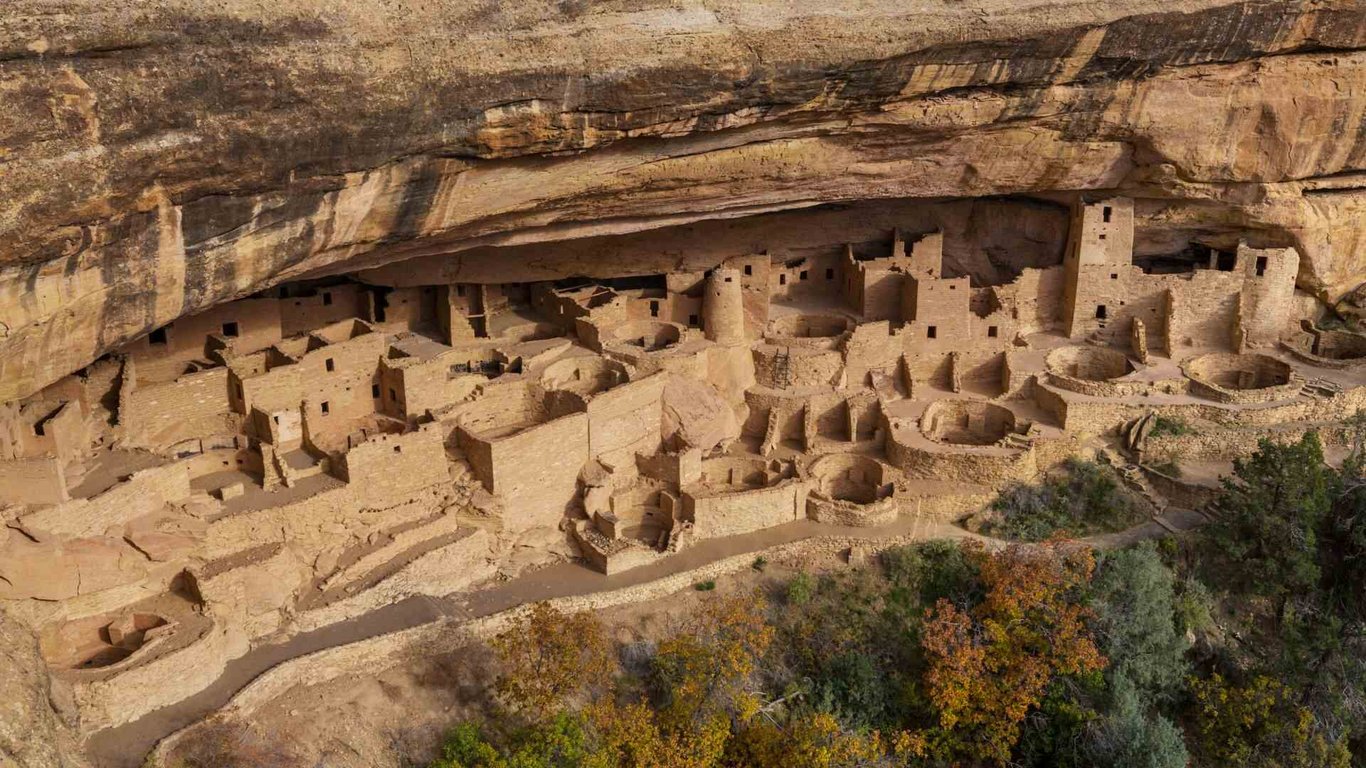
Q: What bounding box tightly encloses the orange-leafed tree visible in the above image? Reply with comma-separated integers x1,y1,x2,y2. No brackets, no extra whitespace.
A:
918,541,1105,765
491,601,615,721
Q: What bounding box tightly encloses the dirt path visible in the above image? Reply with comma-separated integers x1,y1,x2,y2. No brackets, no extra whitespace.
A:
82,510,1204,767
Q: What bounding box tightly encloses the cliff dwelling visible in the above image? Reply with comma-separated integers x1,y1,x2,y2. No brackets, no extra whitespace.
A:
4,190,1363,745
0,2,1363,766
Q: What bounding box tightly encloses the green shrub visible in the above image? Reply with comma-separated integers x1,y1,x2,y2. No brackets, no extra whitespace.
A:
694,580,716,592
1148,416,1193,439
751,556,767,572
978,458,1145,541
785,571,814,605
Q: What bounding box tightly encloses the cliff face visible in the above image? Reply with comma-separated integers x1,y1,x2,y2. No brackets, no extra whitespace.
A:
0,612,88,768
0,0,1363,401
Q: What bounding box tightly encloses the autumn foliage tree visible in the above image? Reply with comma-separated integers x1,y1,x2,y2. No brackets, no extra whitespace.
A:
917,541,1106,765
491,602,615,720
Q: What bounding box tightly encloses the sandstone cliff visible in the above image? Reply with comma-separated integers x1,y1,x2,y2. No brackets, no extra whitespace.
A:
0,0,1363,400
0,612,89,768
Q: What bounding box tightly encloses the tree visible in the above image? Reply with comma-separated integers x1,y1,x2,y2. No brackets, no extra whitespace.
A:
1200,433,1332,622
652,592,774,729
1189,673,1349,768
917,541,1105,765
729,711,893,768
1081,675,1188,768
1089,542,1189,702
491,603,615,720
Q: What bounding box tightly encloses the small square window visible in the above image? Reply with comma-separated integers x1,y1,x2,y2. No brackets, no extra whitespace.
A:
393,445,402,454
689,314,699,326
949,284,957,290
928,326,937,339
222,321,239,337
825,268,834,280
988,326,998,338
799,270,809,281
1110,273,1118,280
1095,305,1107,320
372,384,380,398
744,265,753,276
457,285,465,297
724,276,733,283
321,401,330,415
148,327,168,345
1099,234,1107,241
325,358,335,372
322,291,332,306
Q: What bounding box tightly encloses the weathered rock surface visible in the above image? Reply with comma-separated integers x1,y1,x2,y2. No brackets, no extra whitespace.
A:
0,611,89,768
1,0,1364,400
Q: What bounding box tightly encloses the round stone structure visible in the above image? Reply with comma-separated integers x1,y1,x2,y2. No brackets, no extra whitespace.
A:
766,313,853,343
1183,352,1301,404
805,454,898,526
921,400,1017,446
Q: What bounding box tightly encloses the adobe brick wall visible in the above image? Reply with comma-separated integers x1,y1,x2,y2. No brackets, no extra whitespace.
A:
20,462,190,539
121,368,236,449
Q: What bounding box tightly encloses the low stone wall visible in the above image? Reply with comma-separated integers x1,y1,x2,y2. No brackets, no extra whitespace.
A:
685,480,806,540
74,621,244,733
1138,466,1220,509
807,495,898,526
20,462,190,539
291,529,496,633
888,436,1035,484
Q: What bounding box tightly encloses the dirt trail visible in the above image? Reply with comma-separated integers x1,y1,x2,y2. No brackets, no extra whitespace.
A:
82,510,1203,767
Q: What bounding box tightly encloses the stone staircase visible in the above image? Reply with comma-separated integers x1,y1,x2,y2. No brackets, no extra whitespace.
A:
1099,446,1167,514
1300,377,1342,400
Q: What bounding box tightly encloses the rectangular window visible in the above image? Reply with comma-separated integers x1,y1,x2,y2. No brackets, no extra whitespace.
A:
456,285,465,297
372,384,380,398
221,321,239,337
325,358,335,372
649,301,659,318
321,401,330,415
1095,305,1107,320
1099,234,1107,241
1256,256,1268,277
689,314,699,326
148,327,168,345
1103,206,1112,223
988,326,998,338
1111,273,1119,280
799,270,809,281
928,326,937,339
744,265,753,276
724,276,733,283
389,388,397,401
779,274,787,285
322,291,333,306
33,422,44,437
826,268,834,280
393,445,402,453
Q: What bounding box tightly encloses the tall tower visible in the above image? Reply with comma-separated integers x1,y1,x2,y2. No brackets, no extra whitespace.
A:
1060,197,1136,339
703,267,746,345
